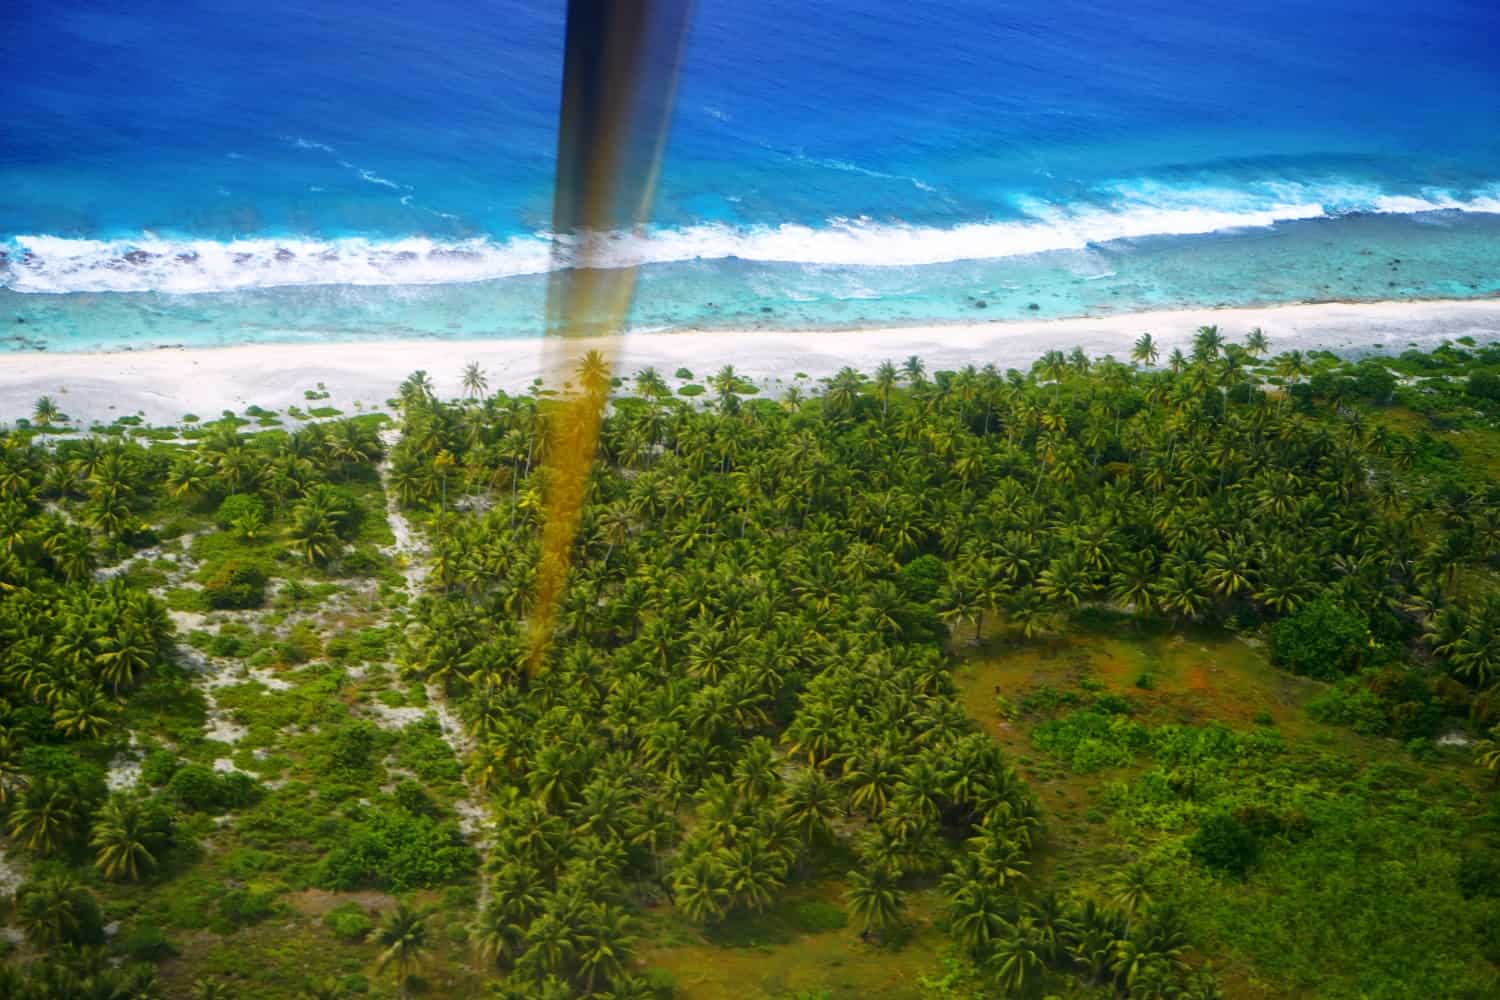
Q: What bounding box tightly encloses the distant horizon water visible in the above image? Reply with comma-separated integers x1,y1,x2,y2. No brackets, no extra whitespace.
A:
4,0,1499,352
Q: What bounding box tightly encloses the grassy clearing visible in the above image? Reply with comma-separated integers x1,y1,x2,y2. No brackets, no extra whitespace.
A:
952,626,1499,999
639,879,949,1000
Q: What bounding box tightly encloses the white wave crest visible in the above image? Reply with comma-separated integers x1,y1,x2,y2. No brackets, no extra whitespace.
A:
4,180,1497,295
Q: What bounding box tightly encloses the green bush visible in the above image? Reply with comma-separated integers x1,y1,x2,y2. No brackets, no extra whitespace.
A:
1189,811,1260,877
898,554,947,602
338,545,385,576
216,494,266,531
323,902,374,941
1071,738,1132,773
277,622,322,665
784,900,848,934
166,765,221,810
167,765,261,812
202,560,269,610
393,779,439,818
315,808,476,892
15,875,105,947
1306,685,1388,735
1466,371,1500,401
1093,693,1134,716
1459,854,1500,900
141,749,179,787
1271,599,1369,680
120,922,179,962
1150,722,1260,765
212,888,278,934
327,721,384,778
1033,710,1149,772
1350,360,1397,403
20,746,107,806
208,631,251,658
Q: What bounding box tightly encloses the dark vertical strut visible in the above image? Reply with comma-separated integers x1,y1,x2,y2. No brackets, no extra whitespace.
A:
530,0,692,670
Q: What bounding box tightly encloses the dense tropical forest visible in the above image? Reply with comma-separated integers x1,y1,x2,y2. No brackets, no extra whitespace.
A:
2,328,1500,999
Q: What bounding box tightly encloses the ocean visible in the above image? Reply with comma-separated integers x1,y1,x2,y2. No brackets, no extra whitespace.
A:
3,0,1499,352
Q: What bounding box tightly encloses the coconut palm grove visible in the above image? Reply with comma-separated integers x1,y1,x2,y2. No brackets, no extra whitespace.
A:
2,330,1500,999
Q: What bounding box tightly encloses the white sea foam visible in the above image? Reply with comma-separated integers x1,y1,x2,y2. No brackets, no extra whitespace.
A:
4,181,1497,295
291,137,337,153
810,156,938,193
360,168,404,190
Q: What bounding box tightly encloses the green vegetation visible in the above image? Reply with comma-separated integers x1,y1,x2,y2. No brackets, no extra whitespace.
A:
4,331,1500,997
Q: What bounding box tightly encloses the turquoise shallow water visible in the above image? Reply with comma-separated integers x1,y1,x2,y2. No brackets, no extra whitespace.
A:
6,211,1498,352
4,1,1499,351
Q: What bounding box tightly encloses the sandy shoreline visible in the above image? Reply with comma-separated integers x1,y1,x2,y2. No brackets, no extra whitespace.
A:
3,298,1499,427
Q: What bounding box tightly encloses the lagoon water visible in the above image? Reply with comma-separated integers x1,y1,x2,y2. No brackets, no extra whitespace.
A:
3,0,1499,350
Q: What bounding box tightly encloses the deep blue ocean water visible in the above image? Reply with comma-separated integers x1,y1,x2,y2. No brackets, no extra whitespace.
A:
3,0,1499,350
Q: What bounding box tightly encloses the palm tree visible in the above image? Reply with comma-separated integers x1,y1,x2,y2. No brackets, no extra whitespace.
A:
192,979,234,1000
473,902,519,969
1131,333,1159,368
722,837,787,913
874,360,899,418
781,769,839,847
709,364,743,412
52,681,117,740
16,872,96,948
938,577,983,642
824,367,866,420
577,349,613,397
671,851,731,924
1245,327,1269,357
517,910,577,981
371,901,429,999
845,863,904,941
942,872,1012,958
33,395,62,426
576,903,635,991
986,917,1047,998
633,366,670,398
91,794,163,880
1274,349,1309,383
1110,860,1155,916
1153,565,1211,623
462,361,489,400
398,370,435,409
288,500,342,564
1475,724,1500,783
1192,325,1224,364
299,976,348,1000
1448,601,1500,687
95,623,156,693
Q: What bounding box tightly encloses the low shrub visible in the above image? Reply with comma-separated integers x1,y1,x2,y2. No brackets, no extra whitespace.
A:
1189,810,1260,877
323,902,374,941
202,560,269,610
216,494,266,532
315,808,476,892
141,749,179,787
212,887,279,934
1467,371,1500,401
120,922,179,962
277,622,322,666
167,765,261,812
1271,599,1369,680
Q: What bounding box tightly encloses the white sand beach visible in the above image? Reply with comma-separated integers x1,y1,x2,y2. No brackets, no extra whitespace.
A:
3,298,1498,427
